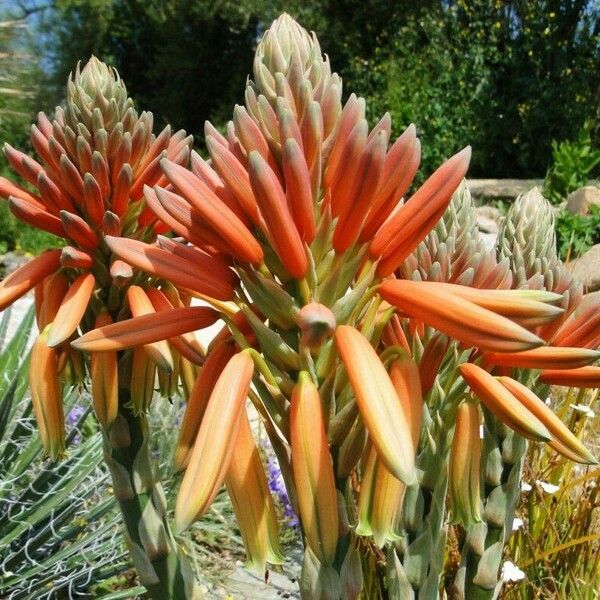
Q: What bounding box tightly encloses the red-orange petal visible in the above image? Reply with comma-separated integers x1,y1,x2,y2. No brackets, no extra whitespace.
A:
72,306,219,352
0,249,61,311
370,147,471,270
105,236,236,300
379,279,544,353
539,366,600,388
47,273,95,347
248,151,307,279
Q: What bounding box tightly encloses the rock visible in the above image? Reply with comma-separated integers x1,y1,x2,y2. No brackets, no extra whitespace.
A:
475,206,503,233
480,232,498,251
467,179,545,201
566,186,600,216
0,251,29,278
565,244,600,291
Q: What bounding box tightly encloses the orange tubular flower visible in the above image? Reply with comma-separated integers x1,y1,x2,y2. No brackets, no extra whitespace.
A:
173,339,237,472
104,236,236,300
358,124,420,243
370,146,472,276
335,326,417,485
225,411,284,574
72,306,218,352
539,366,600,388
160,159,264,265
449,402,482,525
0,249,61,311
415,283,564,325
551,293,600,349
498,377,596,464
175,351,254,532
248,151,308,279
380,279,544,353
290,373,339,565
36,271,69,329
357,354,423,547
30,327,64,459
332,130,388,253
418,333,450,396
485,346,600,370
282,138,316,243
459,363,551,441
47,272,96,348
90,313,118,427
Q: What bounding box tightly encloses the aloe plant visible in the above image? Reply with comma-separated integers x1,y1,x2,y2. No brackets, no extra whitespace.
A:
1,14,599,600
0,308,142,599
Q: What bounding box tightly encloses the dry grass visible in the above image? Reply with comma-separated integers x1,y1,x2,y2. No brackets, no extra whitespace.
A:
505,387,600,599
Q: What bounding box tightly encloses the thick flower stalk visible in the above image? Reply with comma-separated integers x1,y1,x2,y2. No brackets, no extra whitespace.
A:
73,16,598,600
452,189,596,600
0,57,223,598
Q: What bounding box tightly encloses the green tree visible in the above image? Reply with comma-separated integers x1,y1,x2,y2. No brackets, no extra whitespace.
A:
35,0,265,138
343,1,600,177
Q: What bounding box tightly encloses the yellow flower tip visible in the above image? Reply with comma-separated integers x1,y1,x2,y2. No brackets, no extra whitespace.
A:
459,363,551,442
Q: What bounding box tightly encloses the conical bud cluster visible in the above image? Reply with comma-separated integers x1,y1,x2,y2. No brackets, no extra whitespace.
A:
0,56,209,455
497,188,561,287
64,56,132,136
403,182,511,289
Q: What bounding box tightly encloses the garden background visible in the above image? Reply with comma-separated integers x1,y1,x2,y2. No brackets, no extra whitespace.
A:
1,1,599,598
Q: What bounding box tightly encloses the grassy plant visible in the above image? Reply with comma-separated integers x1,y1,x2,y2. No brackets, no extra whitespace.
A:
544,122,600,205
0,307,246,598
555,206,600,262
0,308,140,599
506,387,600,599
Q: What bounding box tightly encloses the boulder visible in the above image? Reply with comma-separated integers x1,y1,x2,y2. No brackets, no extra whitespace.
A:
566,186,600,216
565,244,600,291
475,205,503,234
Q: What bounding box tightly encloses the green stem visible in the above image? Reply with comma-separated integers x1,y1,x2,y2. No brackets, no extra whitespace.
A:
103,374,198,599
454,415,526,599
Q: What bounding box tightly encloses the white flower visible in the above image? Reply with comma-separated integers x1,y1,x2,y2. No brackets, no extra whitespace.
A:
501,561,526,582
512,517,524,531
536,480,560,494
569,404,595,418
521,482,532,492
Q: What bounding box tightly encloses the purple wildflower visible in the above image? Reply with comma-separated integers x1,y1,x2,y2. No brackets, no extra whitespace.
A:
265,451,299,527
66,404,85,446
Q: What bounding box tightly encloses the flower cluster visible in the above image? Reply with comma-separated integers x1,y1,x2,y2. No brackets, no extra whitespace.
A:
1,14,598,600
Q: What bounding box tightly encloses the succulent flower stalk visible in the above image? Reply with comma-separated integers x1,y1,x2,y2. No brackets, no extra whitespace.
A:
4,17,598,600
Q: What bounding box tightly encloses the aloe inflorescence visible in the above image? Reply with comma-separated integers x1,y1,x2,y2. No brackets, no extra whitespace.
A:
1,14,598,600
